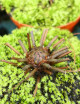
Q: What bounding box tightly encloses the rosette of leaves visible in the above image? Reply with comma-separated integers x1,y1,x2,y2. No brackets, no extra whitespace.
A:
0,27,80,104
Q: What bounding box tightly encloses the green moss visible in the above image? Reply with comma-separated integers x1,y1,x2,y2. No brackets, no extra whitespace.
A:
0,27,80,103
1,0,80,27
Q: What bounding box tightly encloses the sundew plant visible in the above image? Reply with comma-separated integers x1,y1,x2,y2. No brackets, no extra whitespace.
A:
1,0,80,27
0,27,80,104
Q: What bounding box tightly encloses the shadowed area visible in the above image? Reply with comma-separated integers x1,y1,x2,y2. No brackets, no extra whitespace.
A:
0,9,17,36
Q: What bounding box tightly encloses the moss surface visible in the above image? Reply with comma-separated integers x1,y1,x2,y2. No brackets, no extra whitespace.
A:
1,0,80,27
0,27,80,104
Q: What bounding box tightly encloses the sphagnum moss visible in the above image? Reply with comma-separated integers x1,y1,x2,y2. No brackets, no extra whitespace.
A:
1,0,80,27
0,27,80,104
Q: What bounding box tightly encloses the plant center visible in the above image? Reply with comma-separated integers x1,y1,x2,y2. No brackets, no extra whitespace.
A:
27,47,49,67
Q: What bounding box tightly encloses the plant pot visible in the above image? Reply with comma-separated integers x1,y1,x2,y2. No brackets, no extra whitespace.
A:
10,17,33,28
4,8,33,28
10,15,80,33
57,16,80,32
9,12,80,36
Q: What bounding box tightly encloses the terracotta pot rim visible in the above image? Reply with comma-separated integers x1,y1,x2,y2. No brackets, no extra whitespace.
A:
10,16,33,28
57,16,80,32
10,13,80,33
